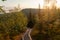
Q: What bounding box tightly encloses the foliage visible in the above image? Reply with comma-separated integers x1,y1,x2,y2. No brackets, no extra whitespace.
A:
2,0,6,1
31,8,60,40
0,12,27,40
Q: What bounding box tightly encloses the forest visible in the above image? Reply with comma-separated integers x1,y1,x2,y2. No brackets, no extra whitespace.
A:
0,0,60,40
0,5,60,40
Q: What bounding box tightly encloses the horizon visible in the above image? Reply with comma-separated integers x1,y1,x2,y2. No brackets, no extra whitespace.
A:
0,0,44,9
0,0,60,9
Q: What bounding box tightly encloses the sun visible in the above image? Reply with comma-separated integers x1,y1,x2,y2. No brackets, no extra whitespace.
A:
39,0,44,9
39,0,60,9
56,0,60,8
39,0,52,9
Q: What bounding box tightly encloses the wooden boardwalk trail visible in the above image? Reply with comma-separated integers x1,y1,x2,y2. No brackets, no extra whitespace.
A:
22,28,32,40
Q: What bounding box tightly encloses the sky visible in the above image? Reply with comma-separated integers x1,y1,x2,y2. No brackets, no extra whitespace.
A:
0,0,60,9
0,0,44,9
